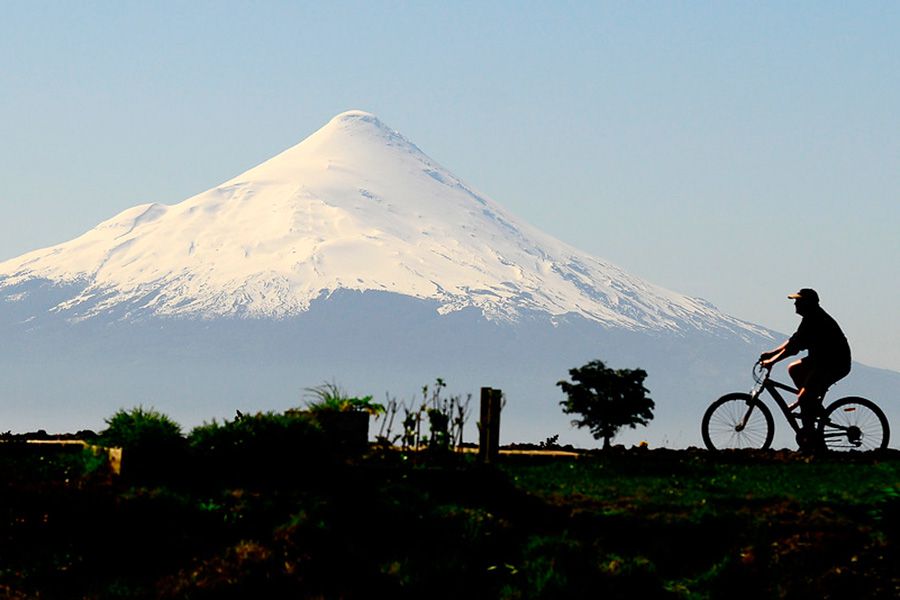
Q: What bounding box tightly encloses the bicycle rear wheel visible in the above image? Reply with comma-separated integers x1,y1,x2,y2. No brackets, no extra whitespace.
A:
819,396,890,451
702,393,774,450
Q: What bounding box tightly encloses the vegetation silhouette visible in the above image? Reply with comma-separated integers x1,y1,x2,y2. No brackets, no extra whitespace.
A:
557,359,655,449
99,406,186,481
1,430,897,599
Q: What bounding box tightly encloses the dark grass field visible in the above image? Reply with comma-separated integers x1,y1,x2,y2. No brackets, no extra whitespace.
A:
0,444,897,599
501,449,899,598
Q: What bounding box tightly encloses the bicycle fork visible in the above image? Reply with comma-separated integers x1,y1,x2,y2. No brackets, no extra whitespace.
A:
736,394,762,432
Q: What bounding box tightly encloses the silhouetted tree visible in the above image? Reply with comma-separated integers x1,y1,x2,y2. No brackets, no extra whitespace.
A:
557,360,654,449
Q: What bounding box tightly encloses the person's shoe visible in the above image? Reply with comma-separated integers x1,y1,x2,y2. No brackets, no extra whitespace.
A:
796,428,823,454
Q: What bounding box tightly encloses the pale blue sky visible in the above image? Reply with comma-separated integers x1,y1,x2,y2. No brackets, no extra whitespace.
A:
2,1,898,371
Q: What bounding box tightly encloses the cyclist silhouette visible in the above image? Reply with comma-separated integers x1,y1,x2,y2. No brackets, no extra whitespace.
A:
759,288,851,450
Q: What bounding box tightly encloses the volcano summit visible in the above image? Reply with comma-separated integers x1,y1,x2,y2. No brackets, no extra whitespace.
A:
1,111,762,336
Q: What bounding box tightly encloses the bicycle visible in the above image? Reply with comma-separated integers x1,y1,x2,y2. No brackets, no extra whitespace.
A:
702,361,890,451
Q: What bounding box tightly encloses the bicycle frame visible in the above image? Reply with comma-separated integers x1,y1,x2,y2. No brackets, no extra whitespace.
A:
747,370,803,434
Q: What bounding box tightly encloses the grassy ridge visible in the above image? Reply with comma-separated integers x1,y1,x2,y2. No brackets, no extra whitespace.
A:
0,446,897,599
504,449,900,509
502,450,899,598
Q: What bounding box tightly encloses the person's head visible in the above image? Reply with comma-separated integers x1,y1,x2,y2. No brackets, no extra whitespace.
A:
788,288,819,316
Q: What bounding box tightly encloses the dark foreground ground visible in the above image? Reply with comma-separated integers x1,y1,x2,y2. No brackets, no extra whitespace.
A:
0,444,897,599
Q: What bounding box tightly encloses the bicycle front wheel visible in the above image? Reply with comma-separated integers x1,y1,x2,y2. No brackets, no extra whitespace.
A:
819,396,890,451
702,393,774,450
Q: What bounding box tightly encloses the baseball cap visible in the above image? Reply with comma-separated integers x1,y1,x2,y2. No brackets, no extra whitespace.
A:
787,288,819,303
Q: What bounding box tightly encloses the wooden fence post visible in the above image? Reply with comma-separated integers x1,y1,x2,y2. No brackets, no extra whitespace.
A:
478,387,502,464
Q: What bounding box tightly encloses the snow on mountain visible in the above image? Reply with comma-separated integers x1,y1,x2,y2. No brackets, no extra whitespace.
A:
0,110,763,336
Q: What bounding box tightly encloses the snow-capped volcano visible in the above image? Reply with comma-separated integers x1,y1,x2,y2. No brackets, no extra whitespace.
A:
4,110,900,447
1,110,759,335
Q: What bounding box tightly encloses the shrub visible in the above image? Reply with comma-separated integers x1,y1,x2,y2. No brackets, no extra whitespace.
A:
379,379,471,457
100,406,183,448
188,411,328,483
304,381,385,415
99,406,186,480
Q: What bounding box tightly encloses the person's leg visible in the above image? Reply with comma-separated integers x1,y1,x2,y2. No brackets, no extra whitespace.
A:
788,360,825,451
801,370,838,452
798,379,827,430
787,359,811,391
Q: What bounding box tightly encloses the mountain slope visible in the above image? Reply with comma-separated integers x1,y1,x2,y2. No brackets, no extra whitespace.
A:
8,110,895,448
0,111,763,337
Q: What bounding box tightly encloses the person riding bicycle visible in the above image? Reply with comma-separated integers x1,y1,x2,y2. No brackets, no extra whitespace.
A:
759,288,851,450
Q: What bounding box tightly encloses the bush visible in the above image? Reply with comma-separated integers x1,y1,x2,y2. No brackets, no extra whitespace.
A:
188,412,329,484
304,381,385,415
100,406,182,448
99,407,186,481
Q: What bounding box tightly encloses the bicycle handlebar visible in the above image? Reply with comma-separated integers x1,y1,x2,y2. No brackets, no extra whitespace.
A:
752,360,771,385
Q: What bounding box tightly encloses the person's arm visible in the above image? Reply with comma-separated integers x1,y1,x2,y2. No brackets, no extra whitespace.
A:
760,339,797,368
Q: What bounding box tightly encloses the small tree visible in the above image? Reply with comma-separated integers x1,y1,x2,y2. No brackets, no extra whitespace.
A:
557,360,655,449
